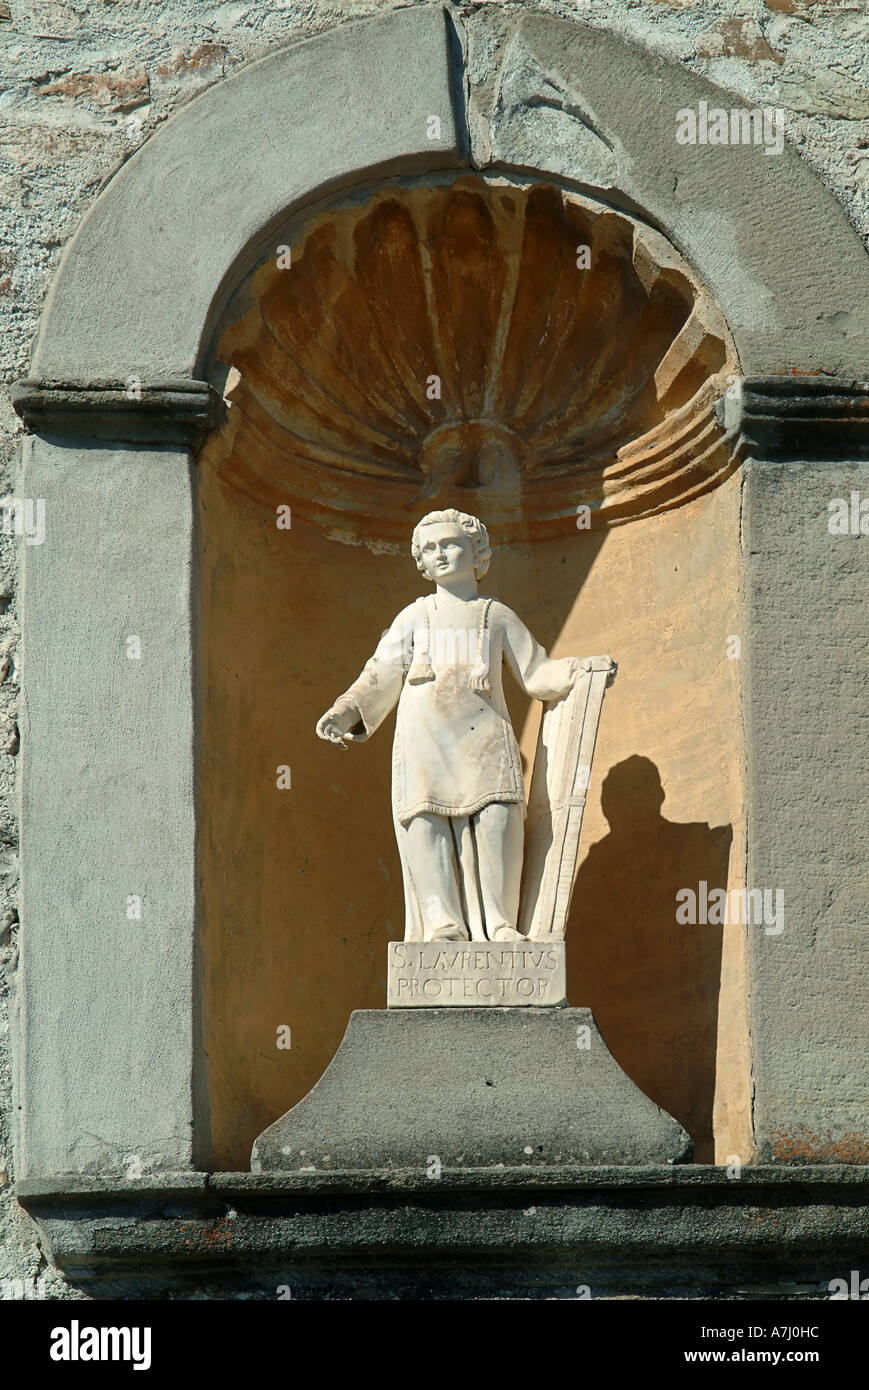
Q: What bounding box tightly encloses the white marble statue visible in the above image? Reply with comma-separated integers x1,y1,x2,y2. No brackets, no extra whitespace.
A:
316,509,614,944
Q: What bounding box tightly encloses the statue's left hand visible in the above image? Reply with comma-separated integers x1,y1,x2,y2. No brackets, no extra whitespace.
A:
571,656,618,687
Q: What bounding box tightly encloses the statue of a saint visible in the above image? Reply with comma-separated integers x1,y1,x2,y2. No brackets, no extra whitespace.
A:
316,509,609,945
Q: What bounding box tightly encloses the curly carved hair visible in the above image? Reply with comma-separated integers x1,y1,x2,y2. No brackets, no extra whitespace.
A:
410,509,492,581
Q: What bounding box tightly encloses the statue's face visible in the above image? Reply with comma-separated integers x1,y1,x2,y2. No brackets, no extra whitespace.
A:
417,522,476,583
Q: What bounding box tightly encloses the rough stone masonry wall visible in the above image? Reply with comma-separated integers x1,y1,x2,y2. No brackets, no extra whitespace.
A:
1,0,868,1298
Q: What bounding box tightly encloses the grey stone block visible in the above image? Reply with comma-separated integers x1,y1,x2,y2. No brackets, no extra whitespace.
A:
742,454,869,1162
16,436,201,1177
251,1007,691,1172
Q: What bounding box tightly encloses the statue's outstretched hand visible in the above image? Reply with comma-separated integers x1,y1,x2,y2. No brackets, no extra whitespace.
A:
315,704,358,749
572,656,618,687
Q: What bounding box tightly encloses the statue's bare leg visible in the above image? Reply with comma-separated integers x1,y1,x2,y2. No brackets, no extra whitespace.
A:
471,801,524,941
404,812,468,941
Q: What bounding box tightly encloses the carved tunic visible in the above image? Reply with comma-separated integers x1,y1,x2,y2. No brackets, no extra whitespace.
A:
336,594,577,827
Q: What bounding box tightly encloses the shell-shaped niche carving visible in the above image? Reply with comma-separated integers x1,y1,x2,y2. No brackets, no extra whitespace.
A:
205,175,739,541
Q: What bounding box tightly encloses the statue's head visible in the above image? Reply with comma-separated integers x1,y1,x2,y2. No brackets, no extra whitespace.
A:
411,509,492,583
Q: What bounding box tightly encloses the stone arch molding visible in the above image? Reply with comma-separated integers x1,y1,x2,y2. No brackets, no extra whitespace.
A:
12,4,869,1183
15,2,869,401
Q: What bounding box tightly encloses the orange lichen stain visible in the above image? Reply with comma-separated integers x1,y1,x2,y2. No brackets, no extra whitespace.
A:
35,69,149,109
765,0,846,11
697,19,783,63
178,1216,233,1251
156,44,226,76
769,1126,869,1163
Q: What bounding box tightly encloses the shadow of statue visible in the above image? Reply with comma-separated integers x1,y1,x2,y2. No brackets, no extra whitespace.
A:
566,755,732,1163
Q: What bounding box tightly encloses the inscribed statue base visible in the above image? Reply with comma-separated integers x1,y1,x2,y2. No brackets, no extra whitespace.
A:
386,940,567,1007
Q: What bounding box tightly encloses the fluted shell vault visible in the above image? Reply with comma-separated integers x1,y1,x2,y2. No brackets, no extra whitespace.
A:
204,175,739,541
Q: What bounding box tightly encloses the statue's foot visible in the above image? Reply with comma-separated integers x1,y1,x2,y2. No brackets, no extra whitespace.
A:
490,925,524,942
430,925,468,942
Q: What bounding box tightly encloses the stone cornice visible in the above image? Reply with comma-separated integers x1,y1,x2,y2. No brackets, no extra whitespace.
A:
14,376,869,462
17,1167,869,1296
11,379,225,447
725,376,869,458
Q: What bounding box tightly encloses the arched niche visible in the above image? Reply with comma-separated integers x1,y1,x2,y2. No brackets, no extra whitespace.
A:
13,5,869,1183
198,171,745,1166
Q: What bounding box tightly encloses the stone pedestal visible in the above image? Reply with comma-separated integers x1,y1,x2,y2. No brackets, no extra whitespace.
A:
251,1007,691,1172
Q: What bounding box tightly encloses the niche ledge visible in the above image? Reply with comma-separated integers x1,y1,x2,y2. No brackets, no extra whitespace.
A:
16,1166,869,1300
